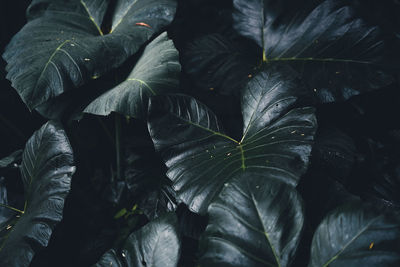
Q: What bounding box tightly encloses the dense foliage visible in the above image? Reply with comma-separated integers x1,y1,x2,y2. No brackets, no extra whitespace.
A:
1,0,400,266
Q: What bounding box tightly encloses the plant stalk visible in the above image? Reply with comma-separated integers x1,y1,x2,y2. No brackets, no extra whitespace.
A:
115,115,121,181
0,203,24,214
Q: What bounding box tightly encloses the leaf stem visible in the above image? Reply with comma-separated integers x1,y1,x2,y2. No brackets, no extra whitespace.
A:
97,117,115,146
0,114,25,141
0,203,24,214
115,115,121,181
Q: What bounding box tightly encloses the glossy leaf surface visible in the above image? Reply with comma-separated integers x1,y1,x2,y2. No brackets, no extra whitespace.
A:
148,66,317,214
0,121,75,267
309,202,400,267
3,0,177,109
94,213,180,267
200,175,304,267
84,32,181,118
233,0,399,102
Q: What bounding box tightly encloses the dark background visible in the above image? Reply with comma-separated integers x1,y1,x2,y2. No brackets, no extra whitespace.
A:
0,0,45,159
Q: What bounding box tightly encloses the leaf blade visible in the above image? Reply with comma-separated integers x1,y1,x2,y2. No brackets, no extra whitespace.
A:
0,121,75,267
200,175,305,267
84,32,181,118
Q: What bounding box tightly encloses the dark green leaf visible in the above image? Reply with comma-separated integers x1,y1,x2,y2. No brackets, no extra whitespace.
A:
0,121,75,267
360,131,400,209
3,0,177,109
298,171,360,229
148,66,317,214
0,178,14,225
0,150,22,169
311,126,356,182
84,32,181,118
200,175,304,267
122,133,177,220
233,0,399,102
93,213,180,267
309,201,400,267
182,33,259,95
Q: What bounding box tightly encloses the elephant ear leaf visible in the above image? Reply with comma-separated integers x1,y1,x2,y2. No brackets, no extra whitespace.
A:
233,0,399,103
84,32,181,118
3,0,177,110
93,212,180,267
148,66,317,214
309,201,400,267
200,175,304,267
0,121,75,267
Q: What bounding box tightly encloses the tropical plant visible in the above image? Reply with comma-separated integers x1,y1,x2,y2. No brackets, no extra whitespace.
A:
1,0,400,266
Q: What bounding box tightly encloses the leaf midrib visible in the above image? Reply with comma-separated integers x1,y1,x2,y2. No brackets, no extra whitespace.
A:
321,216,381,267
266,57,370,64
80,0,104,35
110,0,139,32
182,118,246,170
127,78,156,95
250,189,282,267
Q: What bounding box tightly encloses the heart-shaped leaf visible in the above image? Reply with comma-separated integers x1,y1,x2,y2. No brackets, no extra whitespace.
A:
200,174,304,267
309,201,400,267
233,0,399,102
84,32,181,118
0,121,75,267
94,212,180,267
3,0,177,110
148,66,317,214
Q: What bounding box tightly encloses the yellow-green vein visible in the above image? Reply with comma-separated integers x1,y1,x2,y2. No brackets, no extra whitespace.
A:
33,39,71,103
127,78,156,95
267,57,370,64
80,0,103,35
251,191,281,267
111,0,139,32
321,216,381,267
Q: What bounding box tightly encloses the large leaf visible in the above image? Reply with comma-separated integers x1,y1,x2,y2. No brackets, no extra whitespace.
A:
148,66,317,214
0,121,75,267
309,201,400,267
94,212,180,267
3,0,177,109
233,0,399,102
200,175,304,267
84,32,181,118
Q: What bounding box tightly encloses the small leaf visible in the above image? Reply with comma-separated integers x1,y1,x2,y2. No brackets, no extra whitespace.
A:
0,150,22,169
114,208,127,219
0,178,15,225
